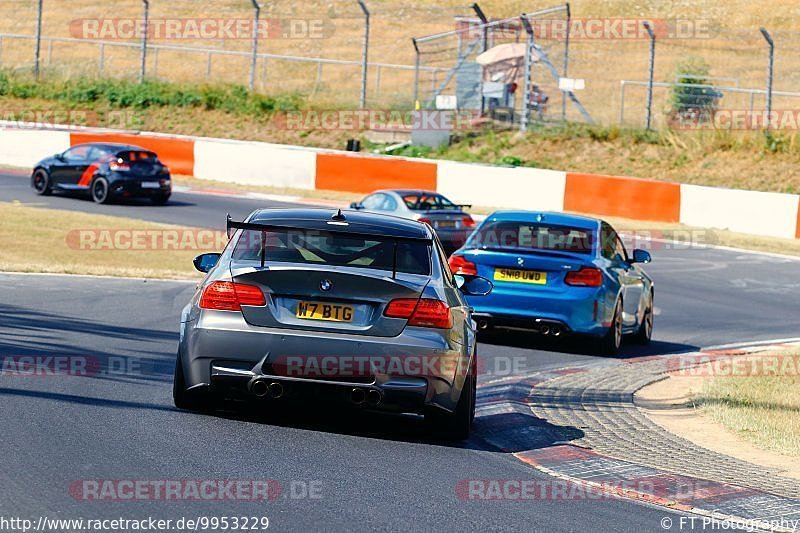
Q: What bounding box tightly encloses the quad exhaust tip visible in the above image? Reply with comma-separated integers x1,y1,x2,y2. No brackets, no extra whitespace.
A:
351,388,382,406
267,382,284,399
251,380,268,397
350,388,366,405
366,389,382,406
251,380,284,399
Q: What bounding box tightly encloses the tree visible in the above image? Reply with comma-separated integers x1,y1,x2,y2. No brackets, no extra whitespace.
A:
667,56,722,126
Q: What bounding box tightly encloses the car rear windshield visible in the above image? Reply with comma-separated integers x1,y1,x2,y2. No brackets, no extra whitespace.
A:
468,221,595,254
402,193,457,211
232,228,431,275
116,151,158,164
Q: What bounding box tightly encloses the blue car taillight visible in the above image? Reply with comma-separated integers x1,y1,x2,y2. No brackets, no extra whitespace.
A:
448,254,477,276
565,267,603,287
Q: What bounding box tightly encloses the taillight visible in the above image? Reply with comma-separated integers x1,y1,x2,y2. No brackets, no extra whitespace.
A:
384,298,452,329
461,216,476,228
418,217,432,225
199,281,266,311
565,267,603,287
448,254,477,276
109,158,130,172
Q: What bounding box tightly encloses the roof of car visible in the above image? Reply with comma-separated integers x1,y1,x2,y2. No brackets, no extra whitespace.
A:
376,189,441,197
248,208,433,240
484,211,601,230
74,142,151,153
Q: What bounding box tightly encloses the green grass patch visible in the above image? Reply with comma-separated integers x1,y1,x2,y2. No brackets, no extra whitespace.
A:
0,70,303,117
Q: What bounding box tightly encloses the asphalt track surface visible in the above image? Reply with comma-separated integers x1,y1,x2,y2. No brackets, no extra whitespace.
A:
2,169,800,531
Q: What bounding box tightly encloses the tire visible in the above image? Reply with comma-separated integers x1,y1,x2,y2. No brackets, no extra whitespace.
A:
173,353,210,412
32,169,52,196
632,292,654,345
426,353,476,440
91,177,111,204
598,299,623,356
150,193,170,206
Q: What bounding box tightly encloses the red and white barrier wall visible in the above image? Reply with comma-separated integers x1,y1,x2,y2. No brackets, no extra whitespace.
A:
2,125,799,240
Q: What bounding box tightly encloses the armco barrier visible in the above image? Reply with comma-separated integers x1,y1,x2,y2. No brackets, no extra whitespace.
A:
315,152,437,193
797,198,800,239
680,184,800,240
193,139,316,190
437,161,566,212
69,132,195,176
564,172,682,223
0,128,70,168
3,123,800,241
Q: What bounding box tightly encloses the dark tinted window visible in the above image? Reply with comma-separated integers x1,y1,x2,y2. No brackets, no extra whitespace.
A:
402,193,457,211
232,228,430,275
468,221,595,254
62,145,91,161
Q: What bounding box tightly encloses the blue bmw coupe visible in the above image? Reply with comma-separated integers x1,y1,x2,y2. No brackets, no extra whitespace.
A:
449,211,654,355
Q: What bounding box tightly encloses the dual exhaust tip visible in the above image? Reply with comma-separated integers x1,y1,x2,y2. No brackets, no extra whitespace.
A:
250,380,383,406
251,380,284,399
538,324,563,337
476,319,563,337
350,387,382,406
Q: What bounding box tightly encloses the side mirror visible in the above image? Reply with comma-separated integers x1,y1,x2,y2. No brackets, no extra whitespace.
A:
55,152,65,161
454,274,493,296
193,253,221,273
349,202,364,210
631,249,651,264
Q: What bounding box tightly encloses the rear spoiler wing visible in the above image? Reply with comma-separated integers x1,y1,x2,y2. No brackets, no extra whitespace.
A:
226,215,433,277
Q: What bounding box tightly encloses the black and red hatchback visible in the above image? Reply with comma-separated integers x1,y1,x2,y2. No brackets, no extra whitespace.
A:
31,142,172,205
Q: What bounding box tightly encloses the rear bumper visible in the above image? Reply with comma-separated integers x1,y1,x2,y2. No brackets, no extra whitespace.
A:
179,310,471,414
472,313,571,336
210,366,430,414
108,175,171,197
466,287,610,336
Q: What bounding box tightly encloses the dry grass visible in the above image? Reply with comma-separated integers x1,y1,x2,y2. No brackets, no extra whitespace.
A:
693,348,800,456
0,201,203,279
2,0,800,116
442,128,800,194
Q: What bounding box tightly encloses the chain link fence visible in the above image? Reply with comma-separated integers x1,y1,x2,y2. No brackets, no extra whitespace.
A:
2,1,800,131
